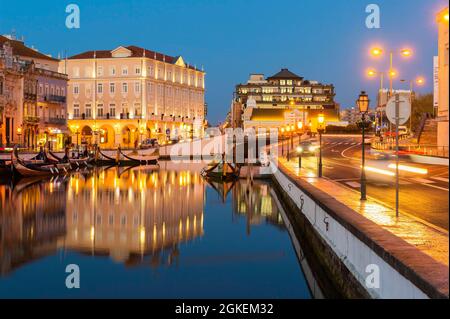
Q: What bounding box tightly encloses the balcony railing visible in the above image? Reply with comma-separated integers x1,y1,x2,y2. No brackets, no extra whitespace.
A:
23,115,40,123
43,95,66,103
24,93,37,100
45,117,67,125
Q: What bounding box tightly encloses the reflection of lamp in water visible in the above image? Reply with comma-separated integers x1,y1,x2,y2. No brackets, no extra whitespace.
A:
140,226,146,245
90,226,95,241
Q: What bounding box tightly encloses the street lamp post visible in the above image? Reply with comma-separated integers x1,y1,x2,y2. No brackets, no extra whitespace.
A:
296,145,303,170
286,125,291,161
17,127,22,148
317,114,325,178
357,91,370,201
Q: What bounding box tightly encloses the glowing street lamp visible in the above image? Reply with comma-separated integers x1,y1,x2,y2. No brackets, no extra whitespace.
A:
356,91,370,200
17,127,22,148
317,113,325,177
370,47,383,57
368,45,413,95
400,49,412,57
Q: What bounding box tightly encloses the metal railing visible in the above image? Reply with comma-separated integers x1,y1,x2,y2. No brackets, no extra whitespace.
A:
372,139,449,158
45,117,66,125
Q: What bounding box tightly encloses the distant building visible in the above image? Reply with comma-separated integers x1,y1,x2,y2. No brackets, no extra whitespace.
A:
340,107,360,124
436,7,449,149
235,68,338,131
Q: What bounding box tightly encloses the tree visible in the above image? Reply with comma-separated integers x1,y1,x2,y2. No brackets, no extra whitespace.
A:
411,93,433,133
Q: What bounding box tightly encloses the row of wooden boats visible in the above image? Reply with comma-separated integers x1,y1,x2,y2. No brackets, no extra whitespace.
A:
1,146,160,178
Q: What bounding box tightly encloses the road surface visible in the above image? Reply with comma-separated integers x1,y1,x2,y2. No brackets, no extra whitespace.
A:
291,134,449,231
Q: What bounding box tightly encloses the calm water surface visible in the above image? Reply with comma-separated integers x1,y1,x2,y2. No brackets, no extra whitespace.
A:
0,163,316,298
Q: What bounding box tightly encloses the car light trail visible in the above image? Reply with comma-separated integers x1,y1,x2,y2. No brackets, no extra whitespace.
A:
363,166,396,176
387,164,428,174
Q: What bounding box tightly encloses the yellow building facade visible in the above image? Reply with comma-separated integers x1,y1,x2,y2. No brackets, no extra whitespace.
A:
61,45,206,148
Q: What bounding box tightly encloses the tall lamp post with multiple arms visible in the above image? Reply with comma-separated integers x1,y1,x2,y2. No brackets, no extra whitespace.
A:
368,46,412,136
356,91,370,201
317,113,325,178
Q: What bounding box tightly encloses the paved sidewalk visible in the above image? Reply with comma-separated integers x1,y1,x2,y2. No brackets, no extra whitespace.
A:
277,156,449,267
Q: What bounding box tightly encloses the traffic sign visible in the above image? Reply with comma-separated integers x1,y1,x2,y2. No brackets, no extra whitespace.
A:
386,95,411,125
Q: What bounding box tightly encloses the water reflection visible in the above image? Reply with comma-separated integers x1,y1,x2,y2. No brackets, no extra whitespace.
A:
0,166,314,298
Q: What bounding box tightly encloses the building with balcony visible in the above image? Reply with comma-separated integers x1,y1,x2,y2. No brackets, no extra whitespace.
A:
234,68,337,131
0,41,22,147
62,45,206,148
35,67,68,150
0,35,68,150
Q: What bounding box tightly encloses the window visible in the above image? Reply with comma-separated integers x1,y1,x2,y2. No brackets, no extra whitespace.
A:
286,80,293,85
61,88,65,96
110,66,116,76
97,104,104,117
110,83,115,94
97,83,103,94
122,66,128,75
134,103,141,117
0,80,3,95
134,82,140,93
50,86,55,95
85,104,92,118
122,83,128,93
109,104,116,117
73,84,79,94
56,87,60,96
39,84,43,95
135,66,141,75
73,104,80,118
280,80,286,85
445,43,449,66
97,66,103,76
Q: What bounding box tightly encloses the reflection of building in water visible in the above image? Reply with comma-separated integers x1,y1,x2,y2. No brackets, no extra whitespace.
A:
231,180,283,234
64,168,205,265
0,179,66,275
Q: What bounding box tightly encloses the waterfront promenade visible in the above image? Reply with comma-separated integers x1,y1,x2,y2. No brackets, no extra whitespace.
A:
277,156,449,266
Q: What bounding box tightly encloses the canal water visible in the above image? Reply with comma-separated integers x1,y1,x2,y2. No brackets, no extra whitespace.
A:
0,163,322,298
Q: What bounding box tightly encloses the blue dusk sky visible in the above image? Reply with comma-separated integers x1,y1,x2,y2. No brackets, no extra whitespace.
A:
0,0,447,124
